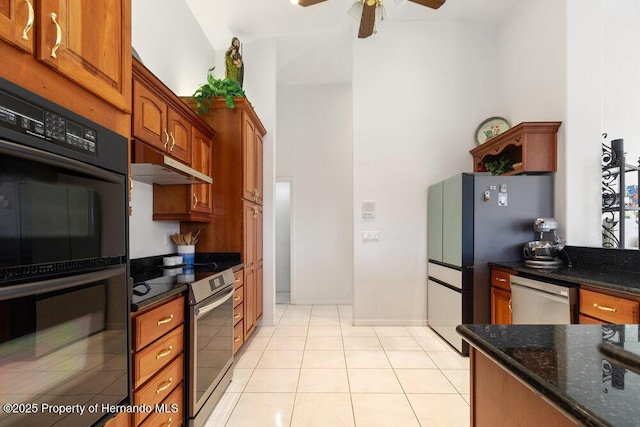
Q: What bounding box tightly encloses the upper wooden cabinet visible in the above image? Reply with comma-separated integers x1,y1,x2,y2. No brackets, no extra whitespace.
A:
132,75,190,165
0,0,35,53
470,122,561,175
243,116,264,204
0,0,131,133
132,59,216,222
34,0,131,112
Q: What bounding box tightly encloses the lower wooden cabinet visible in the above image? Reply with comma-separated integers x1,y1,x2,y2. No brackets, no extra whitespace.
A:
491,287,512,325
579,287,640,324
490,268,513,324
131,295,185,426
233,270,245,353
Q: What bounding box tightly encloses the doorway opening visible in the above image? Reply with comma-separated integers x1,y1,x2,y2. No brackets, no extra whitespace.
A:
276,178,293,304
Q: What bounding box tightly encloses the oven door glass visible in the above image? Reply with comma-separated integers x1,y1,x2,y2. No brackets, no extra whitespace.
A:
0,139,126,275
191,285,234,413
0,265,128,426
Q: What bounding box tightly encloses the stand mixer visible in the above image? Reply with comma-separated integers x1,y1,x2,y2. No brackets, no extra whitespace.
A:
523,218,565,268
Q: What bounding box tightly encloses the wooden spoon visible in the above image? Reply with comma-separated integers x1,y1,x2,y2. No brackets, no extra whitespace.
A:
170,233,181,245
192,229,201,245
184,231,192,245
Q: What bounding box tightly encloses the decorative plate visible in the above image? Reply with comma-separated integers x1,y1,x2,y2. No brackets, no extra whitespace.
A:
475,117,510,145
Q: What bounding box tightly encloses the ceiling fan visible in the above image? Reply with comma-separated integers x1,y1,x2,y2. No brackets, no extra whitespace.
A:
295,0,446,39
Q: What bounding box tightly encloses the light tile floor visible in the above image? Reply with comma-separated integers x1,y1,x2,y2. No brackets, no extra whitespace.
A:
205,304,470,427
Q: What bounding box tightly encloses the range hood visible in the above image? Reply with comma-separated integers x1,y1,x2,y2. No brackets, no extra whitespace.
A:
130,155,213,185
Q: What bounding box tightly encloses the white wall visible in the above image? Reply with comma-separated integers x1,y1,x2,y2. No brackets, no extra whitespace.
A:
131,0,215,96
276,84,354,305
352,20,501,325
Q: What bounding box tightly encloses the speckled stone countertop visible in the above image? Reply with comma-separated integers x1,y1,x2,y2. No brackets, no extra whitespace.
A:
490,245,640,295
457,324,640,427
130,252,242,312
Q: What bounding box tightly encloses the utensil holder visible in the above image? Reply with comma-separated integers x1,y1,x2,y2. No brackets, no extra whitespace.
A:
177,245,195,265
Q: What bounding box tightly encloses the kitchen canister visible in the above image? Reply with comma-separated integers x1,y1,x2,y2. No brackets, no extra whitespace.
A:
177,244,195,265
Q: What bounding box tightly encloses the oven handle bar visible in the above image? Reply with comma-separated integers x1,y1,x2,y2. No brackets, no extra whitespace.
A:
0,265,126,301
195,286,235,318
0,139,122,183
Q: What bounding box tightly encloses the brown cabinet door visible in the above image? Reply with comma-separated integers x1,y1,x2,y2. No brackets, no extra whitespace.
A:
244,266,256,337
243,200,256,268
243,116,256,201
0,0,34,53
36,0,131,111
190,127,212,215
256,261,263,321
133,80,168,151
255,132,263,205
491,287,512,325
167,108,191,164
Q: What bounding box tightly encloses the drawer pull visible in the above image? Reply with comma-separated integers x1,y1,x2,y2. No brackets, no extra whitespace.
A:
160,418,172,427
234,337,241,343
156,346,173,360
508,299,512,313
234,279,241,283
593,303,617,313
157,314,174,325
497,278,507,282
234,296,241,301
234,313,241,319
156,378,173,394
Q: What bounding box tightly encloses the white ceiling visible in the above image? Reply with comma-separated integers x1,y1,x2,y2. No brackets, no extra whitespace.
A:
184,0,522,84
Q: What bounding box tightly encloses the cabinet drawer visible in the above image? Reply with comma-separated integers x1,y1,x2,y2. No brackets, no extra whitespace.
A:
233,286,244,308
134,296,184,351
133,354,183,426
138,384,183,427
491,269,512,291
134,325,184,389
234,302,244,325
580,289,639,324
233,321,244,354
234,270,244,288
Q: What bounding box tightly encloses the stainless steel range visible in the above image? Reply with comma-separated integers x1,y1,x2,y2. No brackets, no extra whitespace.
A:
186,268,235,426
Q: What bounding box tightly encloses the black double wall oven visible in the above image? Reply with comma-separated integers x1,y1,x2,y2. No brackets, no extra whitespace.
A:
0,77,130,426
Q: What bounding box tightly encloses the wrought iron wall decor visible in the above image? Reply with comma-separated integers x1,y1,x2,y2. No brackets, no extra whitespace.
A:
602,134,640,249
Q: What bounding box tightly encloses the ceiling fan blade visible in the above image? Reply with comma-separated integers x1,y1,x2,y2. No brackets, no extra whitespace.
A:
408,0,446,9
358,1,376,38
297,0,327,6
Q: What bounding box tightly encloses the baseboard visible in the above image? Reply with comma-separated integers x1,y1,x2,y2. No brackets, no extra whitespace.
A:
351,318,428,327
291,299,353,306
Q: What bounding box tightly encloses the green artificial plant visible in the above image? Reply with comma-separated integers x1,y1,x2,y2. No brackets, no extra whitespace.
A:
484,155,514,176
191,67,246,114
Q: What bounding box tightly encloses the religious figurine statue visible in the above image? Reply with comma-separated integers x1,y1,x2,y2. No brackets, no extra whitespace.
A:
225,37,244,87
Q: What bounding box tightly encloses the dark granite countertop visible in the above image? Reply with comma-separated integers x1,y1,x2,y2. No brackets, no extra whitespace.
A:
130,252,242,312
489,245,640,295
457,323,640,427
489,261,640,295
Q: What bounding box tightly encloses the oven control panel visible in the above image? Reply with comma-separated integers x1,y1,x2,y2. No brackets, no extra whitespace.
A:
0,88,97,157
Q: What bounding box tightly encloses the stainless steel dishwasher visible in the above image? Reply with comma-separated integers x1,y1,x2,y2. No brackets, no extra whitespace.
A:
510,275,578,324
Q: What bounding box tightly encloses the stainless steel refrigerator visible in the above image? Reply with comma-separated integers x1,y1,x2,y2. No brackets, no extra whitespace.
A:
427,173,553,355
